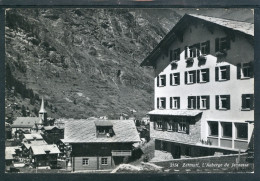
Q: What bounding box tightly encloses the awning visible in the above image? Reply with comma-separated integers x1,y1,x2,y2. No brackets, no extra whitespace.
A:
148,109,202,117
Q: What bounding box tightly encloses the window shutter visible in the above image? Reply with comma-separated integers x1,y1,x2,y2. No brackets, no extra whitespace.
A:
226,95,231,110
185,72,188,84
188,97,191,109
241,94,246,109
215,38,219,52
193,96,197,109
157,98,159,109
163,97,166,109
193,70,197,83
162,121,167,131
185,46,188,58
206,96,210,109
226,65,230,80
186,123,190,134
197,70,200,83
170,50,173,61
176,73,180,85
226,37,231,50
162,75,166,86
206,69,210,82
197,96,200,109
177,97,180,109
249,61,254,78
215,67,219,81
170,97,172,109
153,121,156,129
237,63,241,79
250,94,254,110
177,48,180,60
216,95,219,110
206,40,210,54
170,74,173,85
157,76,159,87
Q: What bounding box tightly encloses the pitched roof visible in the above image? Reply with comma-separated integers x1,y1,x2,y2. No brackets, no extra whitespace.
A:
189,14,254,36
30,144,60,155
23,133,43,140
23,140,48,149
64,119,141,143
148,109,202,117
5,146,21,160
141,14,254,67
94,120,113,126
43,126,63,131
12,117,42,128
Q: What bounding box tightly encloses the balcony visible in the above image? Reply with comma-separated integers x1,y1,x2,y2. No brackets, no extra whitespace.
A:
112,150,132,157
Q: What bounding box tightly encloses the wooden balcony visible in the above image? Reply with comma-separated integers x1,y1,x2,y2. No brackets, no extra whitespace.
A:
111,150,132,157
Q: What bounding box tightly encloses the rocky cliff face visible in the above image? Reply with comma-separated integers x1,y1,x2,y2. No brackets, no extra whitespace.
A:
5,8,182,120
5,8,253,121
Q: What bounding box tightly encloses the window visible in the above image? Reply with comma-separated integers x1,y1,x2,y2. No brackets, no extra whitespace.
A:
170,73,180,85
237,62,253,79
208,121,218,136
185,70,196,84
215,65,230,81
188,96,197,109
178,119,187,133
157,97,166,109
156,120,163,130
198,96,210,109
170,97,180,109
216,95,230,110
157,75,166,87
222,122,232,138
170,48,180,61
236,123,248,140
215,37,230,52
171,62,178,70
242,94,254,110
82,158,89,166
197,69,210,83
167,120,178,132
101,158,108,165
201,41,210,55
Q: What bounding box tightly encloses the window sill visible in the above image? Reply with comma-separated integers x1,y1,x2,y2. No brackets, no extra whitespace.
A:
178,131,187,134
158,108,166,110
241,108,252,111
218,108,229,111
157,85,166,87
217,79,229,82
208,135,218,138
170,84,179,86
199,108,208,110
240,77,251,80
171,108,179,110
198,81,209,84
186,82,195,85
220,137,232,140
235,138,248,142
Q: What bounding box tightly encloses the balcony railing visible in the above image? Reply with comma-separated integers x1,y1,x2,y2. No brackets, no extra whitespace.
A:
112,150,132,157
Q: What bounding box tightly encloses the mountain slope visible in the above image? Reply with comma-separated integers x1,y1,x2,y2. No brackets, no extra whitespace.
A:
5,8,181,120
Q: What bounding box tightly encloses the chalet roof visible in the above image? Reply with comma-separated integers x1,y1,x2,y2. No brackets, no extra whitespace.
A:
150,124,200,145
23,140,48,149
63,119,141,143
30,144,60,155
11,117,42,128
94,120,113,126
43,126,63,131
24,133,43,140
141,14,254,67
148,109,202,117
5,146,21,160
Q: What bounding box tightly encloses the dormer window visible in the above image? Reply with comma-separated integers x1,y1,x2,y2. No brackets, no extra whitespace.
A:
95,120,114,138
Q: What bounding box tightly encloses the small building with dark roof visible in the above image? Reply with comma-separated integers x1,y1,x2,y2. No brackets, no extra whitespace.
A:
64,119,141,171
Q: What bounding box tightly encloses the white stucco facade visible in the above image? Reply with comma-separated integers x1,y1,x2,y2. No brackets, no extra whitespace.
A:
146,17,254,153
